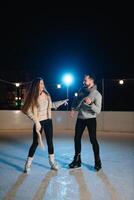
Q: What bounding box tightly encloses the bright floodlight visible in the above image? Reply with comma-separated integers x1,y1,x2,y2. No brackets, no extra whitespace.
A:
62,74,73,86
119,80,124,85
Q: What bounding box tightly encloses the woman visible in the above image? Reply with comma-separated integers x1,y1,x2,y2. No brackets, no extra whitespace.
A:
22,77,68,173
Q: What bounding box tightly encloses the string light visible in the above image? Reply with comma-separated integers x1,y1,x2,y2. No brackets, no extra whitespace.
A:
0,78,31,86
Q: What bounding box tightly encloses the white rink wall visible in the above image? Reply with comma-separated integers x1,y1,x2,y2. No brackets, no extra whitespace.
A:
0,111,134,133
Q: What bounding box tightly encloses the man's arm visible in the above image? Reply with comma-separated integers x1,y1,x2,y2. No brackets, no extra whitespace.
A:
71,87,85,111
84,93,102,114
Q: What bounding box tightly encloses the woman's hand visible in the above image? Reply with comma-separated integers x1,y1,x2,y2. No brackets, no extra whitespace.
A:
35,121,41,132
63,99,69,106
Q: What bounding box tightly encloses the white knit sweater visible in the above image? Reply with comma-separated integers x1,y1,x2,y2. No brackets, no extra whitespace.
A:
27,96,67,123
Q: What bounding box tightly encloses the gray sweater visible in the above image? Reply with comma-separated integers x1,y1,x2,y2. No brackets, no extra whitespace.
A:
72,85,102,119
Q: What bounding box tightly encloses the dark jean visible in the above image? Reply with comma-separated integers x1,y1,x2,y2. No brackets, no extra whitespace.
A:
74,118,101,162
28,119,54,157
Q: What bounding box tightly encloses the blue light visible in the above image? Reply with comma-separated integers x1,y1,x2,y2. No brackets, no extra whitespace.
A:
57,84,62,89
62,73,74,86
74,92,78,97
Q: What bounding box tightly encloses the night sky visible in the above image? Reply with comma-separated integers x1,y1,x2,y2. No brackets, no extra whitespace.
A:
0,4,133,84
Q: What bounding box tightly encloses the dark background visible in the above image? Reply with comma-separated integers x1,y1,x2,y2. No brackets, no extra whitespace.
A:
0,4,133,110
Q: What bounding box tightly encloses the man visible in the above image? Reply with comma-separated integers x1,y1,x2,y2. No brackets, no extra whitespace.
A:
69,75,102,171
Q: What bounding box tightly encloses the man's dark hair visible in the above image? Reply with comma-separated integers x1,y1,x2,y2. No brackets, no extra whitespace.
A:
84,74,94,82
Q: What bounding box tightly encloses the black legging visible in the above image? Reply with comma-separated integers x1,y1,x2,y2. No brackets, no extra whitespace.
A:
28,119,54,157
74,118,100,162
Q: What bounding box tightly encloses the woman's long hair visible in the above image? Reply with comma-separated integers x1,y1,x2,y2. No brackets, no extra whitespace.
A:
22,77,49,114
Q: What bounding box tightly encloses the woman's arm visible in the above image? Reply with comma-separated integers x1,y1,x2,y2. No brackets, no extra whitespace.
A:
26,106,44,149
27,106,39,123
52,99,69,110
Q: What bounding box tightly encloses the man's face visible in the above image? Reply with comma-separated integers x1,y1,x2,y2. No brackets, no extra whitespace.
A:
83,76,94,88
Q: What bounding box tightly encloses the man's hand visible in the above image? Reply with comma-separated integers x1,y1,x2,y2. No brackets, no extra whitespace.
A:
70,110,75,118
84,97,92,105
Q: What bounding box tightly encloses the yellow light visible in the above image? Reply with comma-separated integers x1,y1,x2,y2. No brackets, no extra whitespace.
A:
119,80,124,85
15,83,20,87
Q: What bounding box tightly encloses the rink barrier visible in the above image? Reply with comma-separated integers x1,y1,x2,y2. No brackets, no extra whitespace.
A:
0,111,134,133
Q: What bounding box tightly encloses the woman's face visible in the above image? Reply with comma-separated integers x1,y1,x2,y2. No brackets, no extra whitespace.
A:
39,80,45,92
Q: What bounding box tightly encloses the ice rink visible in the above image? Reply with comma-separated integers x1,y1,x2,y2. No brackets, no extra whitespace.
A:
0,132,134,200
